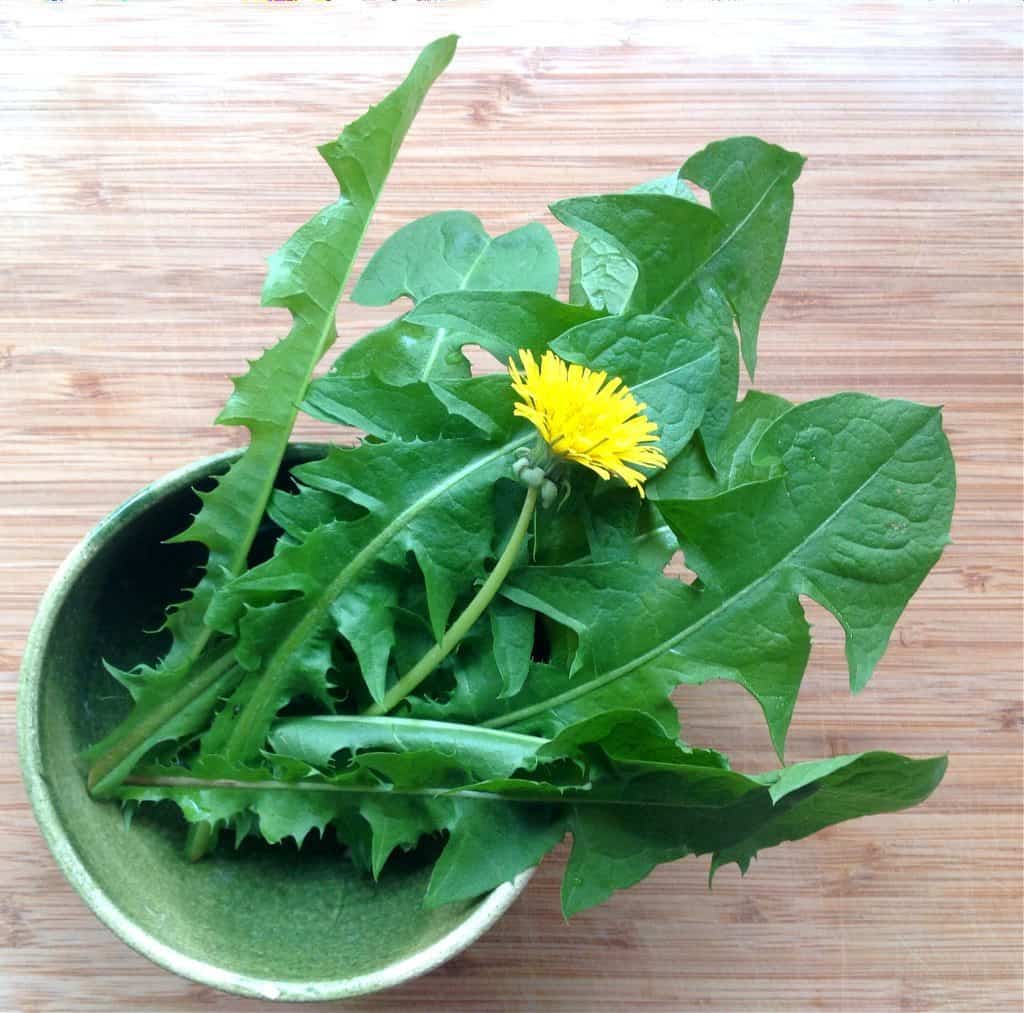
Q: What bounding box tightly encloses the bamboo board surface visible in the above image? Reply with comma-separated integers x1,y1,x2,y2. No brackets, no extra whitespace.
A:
1,2,1021,1010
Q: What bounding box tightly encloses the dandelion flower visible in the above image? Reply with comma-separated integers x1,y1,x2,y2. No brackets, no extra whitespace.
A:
508,349,667,495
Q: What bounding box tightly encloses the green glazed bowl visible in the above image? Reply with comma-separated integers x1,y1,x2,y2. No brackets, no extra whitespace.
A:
18,446,531,1001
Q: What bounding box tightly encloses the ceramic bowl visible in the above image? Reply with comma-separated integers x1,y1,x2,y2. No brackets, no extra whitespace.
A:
18,446,531,1001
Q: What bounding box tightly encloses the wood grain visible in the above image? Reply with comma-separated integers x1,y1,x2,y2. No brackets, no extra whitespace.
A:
1,2,1021,1010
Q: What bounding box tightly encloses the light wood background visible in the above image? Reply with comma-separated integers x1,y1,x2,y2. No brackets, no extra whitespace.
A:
1,2,1021,1010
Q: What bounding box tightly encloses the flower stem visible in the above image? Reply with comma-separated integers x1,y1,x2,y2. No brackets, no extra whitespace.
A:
364,484,539,717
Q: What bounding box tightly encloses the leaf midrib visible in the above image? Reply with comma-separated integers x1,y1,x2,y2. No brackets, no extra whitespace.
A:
650,169,789,318
418,235,493,380
123,773,752,810
558,338,719,394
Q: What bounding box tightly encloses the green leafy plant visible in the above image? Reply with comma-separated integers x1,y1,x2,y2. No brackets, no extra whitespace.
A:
85,36,955,918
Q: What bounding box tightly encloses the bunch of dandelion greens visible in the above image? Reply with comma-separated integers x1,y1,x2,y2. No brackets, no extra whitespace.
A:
84,36,955,917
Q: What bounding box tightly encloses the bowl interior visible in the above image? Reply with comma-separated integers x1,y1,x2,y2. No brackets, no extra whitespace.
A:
20,449,519,1000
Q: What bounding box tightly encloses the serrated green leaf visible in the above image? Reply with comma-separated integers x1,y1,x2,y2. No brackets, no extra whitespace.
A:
710,751,948,877
537,709,692,766
302,374,472,441
559,805,694,918
116,711,945,916
163,34,458,677
502,561,808,752
330,575,401,705
662,394,955,695
234,599,335,709
267,484,359,543
362,795,452,880
679,285,741,470
86,646,245,797
501,394,955,755
553,137,804,377
429,375,519,440
682,137,805,376
120,757,376,852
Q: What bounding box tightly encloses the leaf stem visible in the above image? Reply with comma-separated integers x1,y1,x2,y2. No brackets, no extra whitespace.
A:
119,772,679,808
364,484,540,716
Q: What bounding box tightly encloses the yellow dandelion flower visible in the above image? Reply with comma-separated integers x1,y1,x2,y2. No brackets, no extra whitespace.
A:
508,349,667,496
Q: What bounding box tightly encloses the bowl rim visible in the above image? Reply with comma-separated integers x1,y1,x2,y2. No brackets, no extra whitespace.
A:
17,446,533,1002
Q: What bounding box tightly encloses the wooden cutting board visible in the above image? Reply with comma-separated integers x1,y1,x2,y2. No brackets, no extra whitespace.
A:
1,3,1020,1010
